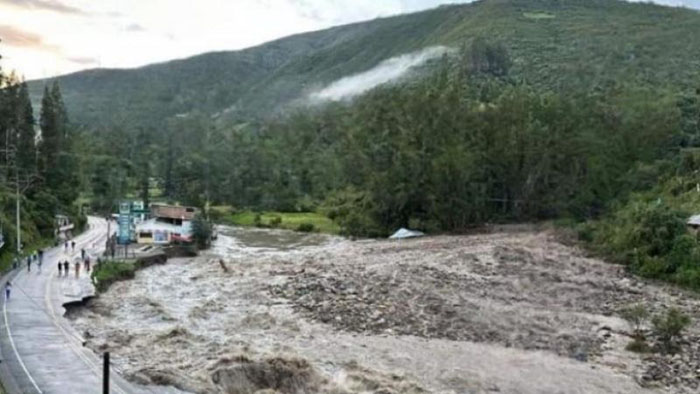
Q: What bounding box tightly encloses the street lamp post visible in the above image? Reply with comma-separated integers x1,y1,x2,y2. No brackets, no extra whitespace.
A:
15,177,20,257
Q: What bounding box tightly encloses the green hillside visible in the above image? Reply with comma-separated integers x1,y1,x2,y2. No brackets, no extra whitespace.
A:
26,0,700,292
28,0,700,128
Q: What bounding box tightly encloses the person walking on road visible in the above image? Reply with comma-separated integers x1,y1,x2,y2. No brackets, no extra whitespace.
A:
81,248,85,260
58,261,62,276
71,241,76,252
74,260,80,278
5,281,11,300
63,261,69,276
39,249,43,265
85,256,91,273
27,256,31,272
64,241,68,251
37,254,43,272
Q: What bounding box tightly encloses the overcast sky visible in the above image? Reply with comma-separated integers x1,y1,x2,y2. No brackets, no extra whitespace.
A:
0,0,698,80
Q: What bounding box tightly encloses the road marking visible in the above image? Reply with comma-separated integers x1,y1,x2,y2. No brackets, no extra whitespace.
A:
44,222,129,394
3,218,129,394
4,292,43,394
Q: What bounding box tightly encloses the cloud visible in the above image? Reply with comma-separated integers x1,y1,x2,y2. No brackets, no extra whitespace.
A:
0,24,61,53
310,46,453,102
125,23,146,32
0,0,85,14
628,0,700,8
66,55,97,65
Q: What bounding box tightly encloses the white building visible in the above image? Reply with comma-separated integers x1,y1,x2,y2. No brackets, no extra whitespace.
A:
135,204,197,244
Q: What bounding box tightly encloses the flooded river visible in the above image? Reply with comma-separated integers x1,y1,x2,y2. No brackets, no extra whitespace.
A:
68,226,700,393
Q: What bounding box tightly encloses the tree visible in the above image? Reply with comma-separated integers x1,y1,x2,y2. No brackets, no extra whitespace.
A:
134,127,152,207
39,85,58,180
16,82,36,176
191,214,212,249
38,81,77,205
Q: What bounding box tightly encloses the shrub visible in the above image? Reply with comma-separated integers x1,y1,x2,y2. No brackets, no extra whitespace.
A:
270,216,282,228
593,201,687,264
626,338,652,353
652,308,691,354
666,235,698,274
621,303,649,339
297,223,315,233
638,256,667,279
253,213,263,227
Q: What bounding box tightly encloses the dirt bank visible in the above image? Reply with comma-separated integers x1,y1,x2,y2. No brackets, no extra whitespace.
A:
68,227,700,393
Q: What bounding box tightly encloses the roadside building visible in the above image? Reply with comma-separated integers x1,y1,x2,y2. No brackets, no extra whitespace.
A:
688,214,700,235
55,215,75,241
136,204,197,244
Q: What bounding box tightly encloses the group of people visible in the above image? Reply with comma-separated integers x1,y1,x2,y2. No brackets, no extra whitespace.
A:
24,249,44,273
57,253,91,278
5,240,92,300
64,240,76,252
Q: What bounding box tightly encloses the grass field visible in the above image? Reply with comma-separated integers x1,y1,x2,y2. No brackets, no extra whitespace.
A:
523,12,556,19
212,208,340,235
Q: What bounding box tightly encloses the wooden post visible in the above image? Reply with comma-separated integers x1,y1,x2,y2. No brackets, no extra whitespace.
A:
103,352,110,394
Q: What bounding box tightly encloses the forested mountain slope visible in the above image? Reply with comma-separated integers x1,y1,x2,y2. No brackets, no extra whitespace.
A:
27,0,700,128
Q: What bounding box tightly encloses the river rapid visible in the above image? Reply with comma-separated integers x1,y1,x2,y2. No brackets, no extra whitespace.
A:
67,226,700,394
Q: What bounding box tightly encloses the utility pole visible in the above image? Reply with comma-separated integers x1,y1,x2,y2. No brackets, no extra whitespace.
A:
15,174,20,256
103,352,110,394
12,161,39,260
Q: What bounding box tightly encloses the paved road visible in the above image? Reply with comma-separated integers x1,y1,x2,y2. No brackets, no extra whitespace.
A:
0,217,172,394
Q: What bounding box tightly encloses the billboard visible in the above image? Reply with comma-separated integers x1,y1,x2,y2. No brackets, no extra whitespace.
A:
118,201,131,245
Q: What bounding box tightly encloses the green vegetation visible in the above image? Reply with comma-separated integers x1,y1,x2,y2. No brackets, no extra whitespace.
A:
621,304,650,339
625,338,652,354
523,12,556,19
619,304,692,354
27,0,700,128
584,149,700,290
621,303,652,353
652,308,691,354
1,58,85,269
216,209,340,234
91,260,137,292
13,0,700,290
191,214,213,249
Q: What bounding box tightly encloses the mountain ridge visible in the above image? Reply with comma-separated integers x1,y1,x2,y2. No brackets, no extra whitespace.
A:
27,0,700,129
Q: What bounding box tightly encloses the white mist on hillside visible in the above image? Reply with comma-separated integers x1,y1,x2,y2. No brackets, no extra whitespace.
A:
309,46,453,102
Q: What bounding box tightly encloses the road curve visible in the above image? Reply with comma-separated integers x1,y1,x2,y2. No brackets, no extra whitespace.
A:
0,216,165,394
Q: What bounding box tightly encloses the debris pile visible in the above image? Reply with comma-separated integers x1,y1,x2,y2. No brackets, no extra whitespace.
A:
639,340,700,391
67,227,700,393
271,263,605,358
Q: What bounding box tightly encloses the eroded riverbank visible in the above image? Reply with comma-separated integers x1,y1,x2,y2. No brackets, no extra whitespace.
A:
68,227,700,393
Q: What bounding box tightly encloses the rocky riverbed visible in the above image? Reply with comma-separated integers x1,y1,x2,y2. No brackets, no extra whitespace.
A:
67,226,700,393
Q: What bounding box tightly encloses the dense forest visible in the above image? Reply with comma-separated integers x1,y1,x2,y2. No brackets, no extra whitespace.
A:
0,54,83,268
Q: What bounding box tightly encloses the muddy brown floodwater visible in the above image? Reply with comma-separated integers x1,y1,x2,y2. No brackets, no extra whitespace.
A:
68,226,700,394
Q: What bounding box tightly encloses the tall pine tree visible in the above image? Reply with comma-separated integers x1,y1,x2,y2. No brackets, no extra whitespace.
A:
16,81,36,176
39,81,77,205
39,84,57,178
